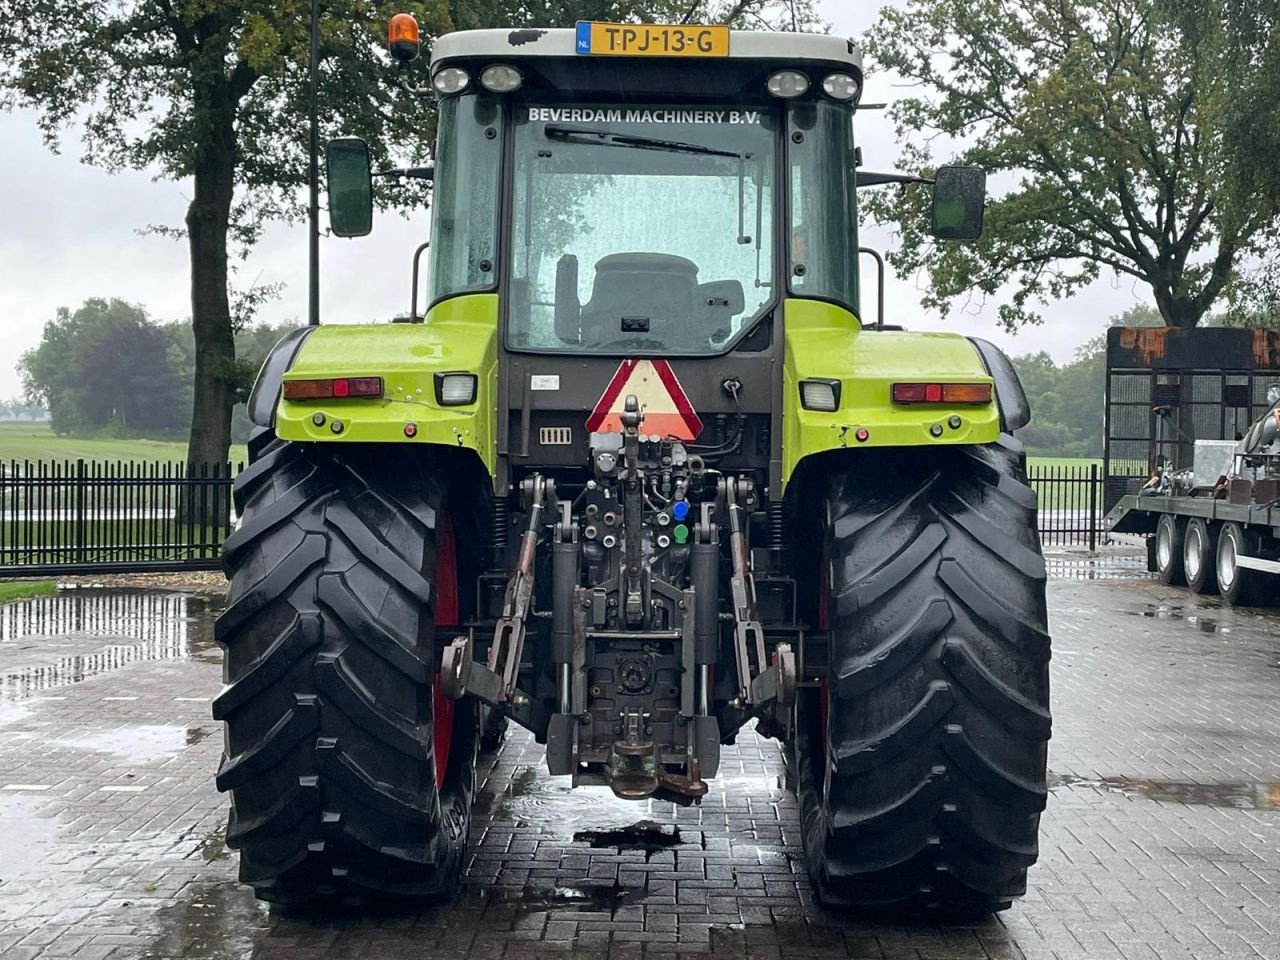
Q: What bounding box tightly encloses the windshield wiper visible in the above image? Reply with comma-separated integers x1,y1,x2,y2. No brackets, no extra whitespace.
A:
544,123,753,245
544,123,743,159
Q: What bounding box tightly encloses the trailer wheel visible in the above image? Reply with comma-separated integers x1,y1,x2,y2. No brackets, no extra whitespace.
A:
1155,514,1185,586
1216,522,1267,607
214,441,477,905
793,435,1050,917
1182,518,1217,595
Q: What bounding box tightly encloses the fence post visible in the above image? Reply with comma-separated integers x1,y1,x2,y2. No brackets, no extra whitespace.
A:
75,458,87,565
1088,463,1098,553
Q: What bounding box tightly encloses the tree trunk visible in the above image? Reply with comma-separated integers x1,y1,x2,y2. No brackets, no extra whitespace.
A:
183,112,237,527
1152,284,1203,331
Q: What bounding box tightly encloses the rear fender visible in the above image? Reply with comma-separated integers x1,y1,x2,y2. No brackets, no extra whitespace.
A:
781,299,1002,490
269,294,501,480
967,337,1030,431
246,326,317,428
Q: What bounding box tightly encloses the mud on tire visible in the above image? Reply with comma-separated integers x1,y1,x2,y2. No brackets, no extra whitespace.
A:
213,437,477,905
792,434,1051,917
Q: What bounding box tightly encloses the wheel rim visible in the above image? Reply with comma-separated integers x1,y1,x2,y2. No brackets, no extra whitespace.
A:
432,511,458,789
1185,524,1202,581
1218,529,1237,591
1157,521,1173,570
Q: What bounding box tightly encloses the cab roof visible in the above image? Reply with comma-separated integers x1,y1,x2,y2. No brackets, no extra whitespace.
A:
430,28,862,75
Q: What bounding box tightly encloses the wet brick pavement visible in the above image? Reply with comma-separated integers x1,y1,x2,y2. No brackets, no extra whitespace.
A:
0,572,1279,960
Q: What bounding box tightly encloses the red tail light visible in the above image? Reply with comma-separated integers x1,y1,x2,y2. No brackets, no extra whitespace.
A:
892,382,992,404
283,377,383,400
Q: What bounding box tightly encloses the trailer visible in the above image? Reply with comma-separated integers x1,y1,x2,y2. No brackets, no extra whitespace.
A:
1107,398,1280,605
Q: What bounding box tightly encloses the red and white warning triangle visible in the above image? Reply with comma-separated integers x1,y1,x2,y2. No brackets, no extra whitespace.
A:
586,360,703,441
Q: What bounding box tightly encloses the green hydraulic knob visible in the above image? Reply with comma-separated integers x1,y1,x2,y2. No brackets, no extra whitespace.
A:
673,524,689,544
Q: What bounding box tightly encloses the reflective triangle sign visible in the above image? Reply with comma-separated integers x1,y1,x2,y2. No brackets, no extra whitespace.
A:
586,359,703,441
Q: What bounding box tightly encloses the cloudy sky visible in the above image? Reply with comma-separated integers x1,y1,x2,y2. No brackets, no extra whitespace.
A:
0,0,1150,401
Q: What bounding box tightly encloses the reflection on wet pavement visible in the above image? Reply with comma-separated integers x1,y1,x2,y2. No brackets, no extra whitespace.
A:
1043,548,1156,581
1051,772,1280,809
0,589,218,704
140,883,266,960
572,820,683,853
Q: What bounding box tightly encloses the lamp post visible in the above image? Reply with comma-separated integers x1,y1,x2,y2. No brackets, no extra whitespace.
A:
308,0,320,326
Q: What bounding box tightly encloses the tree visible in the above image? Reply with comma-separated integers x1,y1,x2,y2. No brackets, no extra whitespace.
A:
863,0,1280,332
445,1,817,31
20,299,188,436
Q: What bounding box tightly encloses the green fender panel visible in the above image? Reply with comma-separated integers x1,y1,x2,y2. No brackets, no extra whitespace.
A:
274,295,500,476
781,299,1001,489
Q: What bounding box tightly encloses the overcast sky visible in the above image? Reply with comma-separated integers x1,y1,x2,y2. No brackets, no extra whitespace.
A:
0,0,1151,401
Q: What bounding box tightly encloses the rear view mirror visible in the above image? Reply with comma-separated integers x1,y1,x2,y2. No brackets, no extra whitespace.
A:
326,138,373,238
931,165,986,241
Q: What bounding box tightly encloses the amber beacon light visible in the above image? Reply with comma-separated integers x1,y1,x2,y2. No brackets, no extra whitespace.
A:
388,13,421,63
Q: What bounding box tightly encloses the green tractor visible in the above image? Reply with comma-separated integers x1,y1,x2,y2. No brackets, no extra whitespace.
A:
214,19,1050,916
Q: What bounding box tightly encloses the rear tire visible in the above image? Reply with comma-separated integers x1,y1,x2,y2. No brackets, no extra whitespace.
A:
793,435,1050,917
214,440,477,905
1183,518,1217,595
1156,514,1185,586
1216,522,1267,607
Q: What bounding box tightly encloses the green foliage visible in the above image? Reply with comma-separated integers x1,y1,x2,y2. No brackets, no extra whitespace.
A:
864,0,1280,332
1012,339,1104,458
445,1,819,31
19,300,187,437
1010,303,1165,457
19,298,299,443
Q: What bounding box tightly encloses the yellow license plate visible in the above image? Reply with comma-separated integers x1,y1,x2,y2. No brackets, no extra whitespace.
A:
575,22,730,58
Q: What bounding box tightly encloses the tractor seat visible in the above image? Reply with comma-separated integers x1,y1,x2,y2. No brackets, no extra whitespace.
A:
580,253,699,332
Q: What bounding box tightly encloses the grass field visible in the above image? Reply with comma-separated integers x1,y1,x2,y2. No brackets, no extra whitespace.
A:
0,423,247,467
0,580,57,603
1027,456,1102,470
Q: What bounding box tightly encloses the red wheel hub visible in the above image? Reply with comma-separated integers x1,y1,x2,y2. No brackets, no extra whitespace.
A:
432,512,458,789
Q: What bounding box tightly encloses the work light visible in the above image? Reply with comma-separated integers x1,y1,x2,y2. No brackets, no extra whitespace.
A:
432,67,470,96
435,372,478,405
766,70,809,98
799,379,841,412
822,73,858,101
480,64,523,93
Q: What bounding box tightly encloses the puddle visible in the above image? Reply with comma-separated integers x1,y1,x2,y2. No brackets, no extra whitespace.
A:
573,820,682,853
0,792,62,876
1050,772,1280,809
473,765,651,834
194,825,231,862
1045,553,1157,581
1122,604,1232,634
56,724,191,763
480,879,644,915
0,589,220,705
139,881,268,960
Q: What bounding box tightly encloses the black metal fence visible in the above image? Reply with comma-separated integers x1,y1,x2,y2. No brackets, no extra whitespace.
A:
1028,462,1150,547
1027,462,1104,547
0,458,1126,578
0,459,238,576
